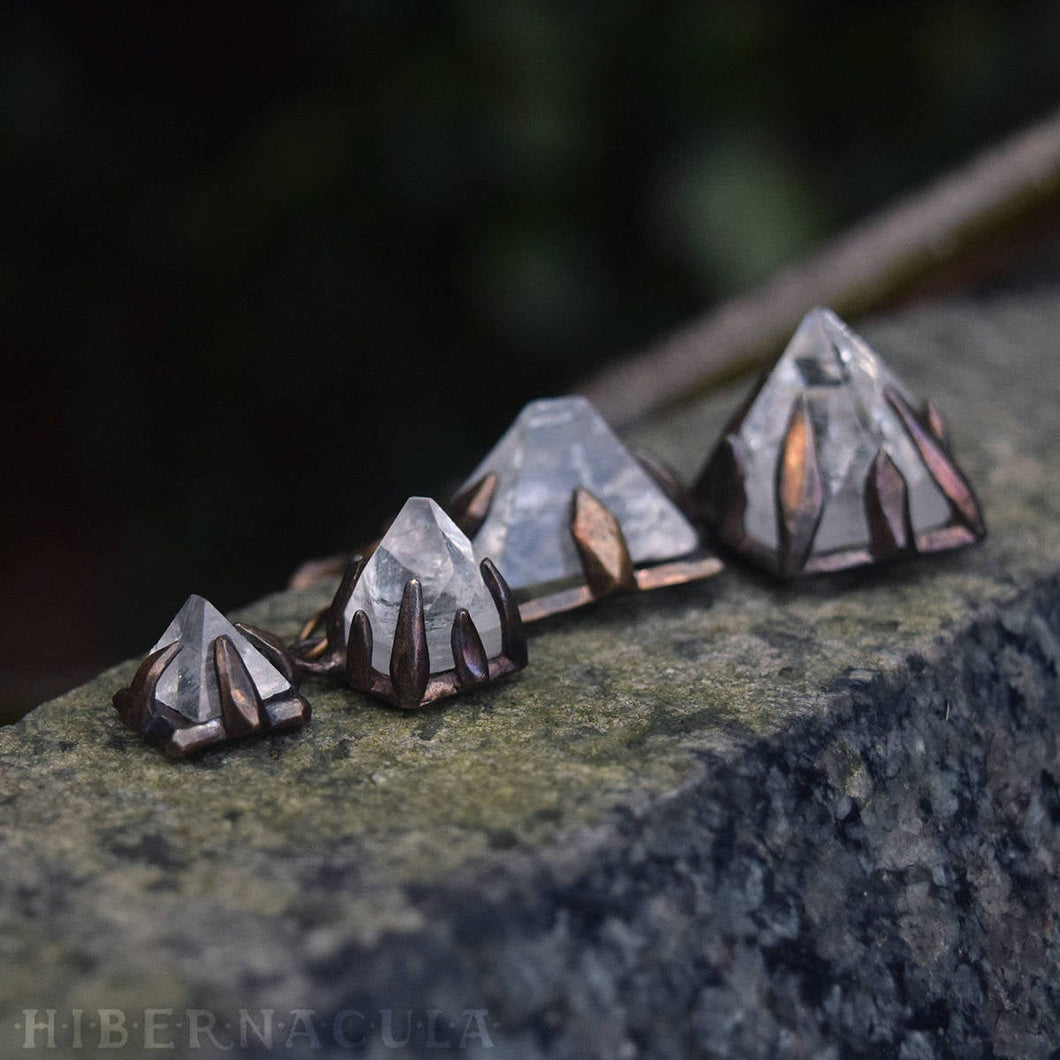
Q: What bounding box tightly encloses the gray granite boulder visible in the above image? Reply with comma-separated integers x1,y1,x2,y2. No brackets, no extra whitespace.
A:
1,289,1059,1058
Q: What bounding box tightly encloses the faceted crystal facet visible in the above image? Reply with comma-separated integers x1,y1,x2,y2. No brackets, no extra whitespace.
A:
459,396,699,593
152,595,292,723
346,497,502,673
731,307,952,557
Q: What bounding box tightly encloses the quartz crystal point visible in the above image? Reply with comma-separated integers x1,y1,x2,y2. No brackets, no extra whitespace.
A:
152,595,292,722
346,497,503,673
457,396,700,594
695,307,985,576
114,594,310,757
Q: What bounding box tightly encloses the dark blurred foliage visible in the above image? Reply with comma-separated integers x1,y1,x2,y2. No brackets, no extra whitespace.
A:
2,0,1059,716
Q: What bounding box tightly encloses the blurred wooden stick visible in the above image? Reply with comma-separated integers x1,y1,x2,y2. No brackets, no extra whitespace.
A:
580,108,1060,429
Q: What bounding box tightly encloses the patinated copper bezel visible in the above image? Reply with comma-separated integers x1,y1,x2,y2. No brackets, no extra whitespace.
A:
449,454,723,623
291,555,527,710
694,383,986,578
112,622,311,758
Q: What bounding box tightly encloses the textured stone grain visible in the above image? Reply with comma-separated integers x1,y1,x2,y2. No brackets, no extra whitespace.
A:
1,290,1059,1059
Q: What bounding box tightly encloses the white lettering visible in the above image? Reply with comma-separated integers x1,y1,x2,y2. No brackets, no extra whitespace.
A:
380,1009,412,1048
284,1010,321,1050
187,1010,231,1051
98,1009,128,1049
21,1010,56,1050
144,1009,174,1050
461,1009,494,1048
239,1010,274,1049
332,1010,367,1049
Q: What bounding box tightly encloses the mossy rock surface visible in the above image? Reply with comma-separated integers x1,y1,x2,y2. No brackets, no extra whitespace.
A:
2,291,1059,1058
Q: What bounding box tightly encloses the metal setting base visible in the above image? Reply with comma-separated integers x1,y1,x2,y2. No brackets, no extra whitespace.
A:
113,630,311,758
292,556,528,709
518,485,721,622
517,549,725,623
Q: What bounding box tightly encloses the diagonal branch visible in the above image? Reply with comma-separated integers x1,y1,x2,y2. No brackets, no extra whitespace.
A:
580,107,1060,429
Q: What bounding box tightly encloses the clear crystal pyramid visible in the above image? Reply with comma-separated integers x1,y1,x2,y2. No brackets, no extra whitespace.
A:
346,497,502,673
152,595,292,723
458,396,699,593
705,307,972,570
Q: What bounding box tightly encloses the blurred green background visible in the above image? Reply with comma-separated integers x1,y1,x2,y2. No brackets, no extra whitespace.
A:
2,1,1060,718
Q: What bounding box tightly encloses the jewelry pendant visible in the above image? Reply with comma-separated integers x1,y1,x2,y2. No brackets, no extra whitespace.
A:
113,595,310,757
292,497,527,709
693,307,986,577
450,395,722,620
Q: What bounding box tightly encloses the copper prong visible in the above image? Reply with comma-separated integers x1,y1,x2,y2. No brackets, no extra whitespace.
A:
214,635,262,738
864,449,914,559
571,487,638,598
451,609,489,688
480,557,528,669
776,394,824,576
345,610,374,691
921,399,950,449
390,579,430,709
298,606,329,643
113,641,181,732
886,387,985,539
325,555,366,653
292,554,366,677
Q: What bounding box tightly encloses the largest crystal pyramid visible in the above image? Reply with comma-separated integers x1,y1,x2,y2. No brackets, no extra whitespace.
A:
696,307,984,573
458,396,699,593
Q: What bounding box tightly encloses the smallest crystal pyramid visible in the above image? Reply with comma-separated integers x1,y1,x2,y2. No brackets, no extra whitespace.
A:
114,595,310,757
694,308,986,576
152,595,292,723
